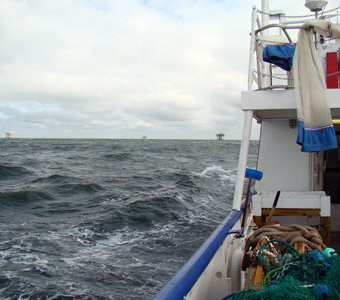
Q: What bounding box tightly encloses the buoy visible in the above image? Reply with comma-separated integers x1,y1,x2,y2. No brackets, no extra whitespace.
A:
323,247,337,258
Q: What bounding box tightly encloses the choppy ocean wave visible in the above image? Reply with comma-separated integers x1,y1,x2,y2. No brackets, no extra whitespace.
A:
0,139,258,299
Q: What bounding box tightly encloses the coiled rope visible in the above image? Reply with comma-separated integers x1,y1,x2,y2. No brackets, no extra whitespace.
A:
245,224,327,253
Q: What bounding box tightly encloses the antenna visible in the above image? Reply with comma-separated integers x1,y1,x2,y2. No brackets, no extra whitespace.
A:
305,0,328,18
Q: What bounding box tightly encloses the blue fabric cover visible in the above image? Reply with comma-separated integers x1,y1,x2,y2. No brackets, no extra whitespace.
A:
263,45,296,71
297,119,338,152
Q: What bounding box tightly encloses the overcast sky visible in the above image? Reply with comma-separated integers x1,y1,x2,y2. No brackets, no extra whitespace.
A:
1,0,339,139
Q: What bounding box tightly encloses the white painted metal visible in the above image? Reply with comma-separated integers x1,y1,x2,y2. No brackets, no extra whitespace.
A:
321,196,331,216
252,191,330,216
261,0,269,88
241,89,340,119
305,0,328,12
248,6,258,91
232,4,258,212
184,219,251,300
255,120,311,192
232,110,253,211
230,247,244,293
256,13,262,32
261,0,269,35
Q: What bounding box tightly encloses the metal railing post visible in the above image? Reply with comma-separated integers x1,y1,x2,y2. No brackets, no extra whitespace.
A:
232,5,258,211
233,6,258,211
248,6,257,91
232,110,253,211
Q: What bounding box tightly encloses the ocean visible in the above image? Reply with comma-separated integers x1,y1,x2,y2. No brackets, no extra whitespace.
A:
0,139,258,299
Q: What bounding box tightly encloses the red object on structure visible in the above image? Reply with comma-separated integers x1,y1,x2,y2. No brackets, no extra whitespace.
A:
326,52,339,89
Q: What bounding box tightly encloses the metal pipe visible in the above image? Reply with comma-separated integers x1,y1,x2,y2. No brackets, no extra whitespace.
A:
232,110,253,211
233,5,258,211
256,14,262,34
248,6,257,91
261,0,269,35
255,23,302,33
279,12,283,35
261,0,269,87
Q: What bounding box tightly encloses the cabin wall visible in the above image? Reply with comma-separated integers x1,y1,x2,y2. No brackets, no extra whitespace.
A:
255,119,311,192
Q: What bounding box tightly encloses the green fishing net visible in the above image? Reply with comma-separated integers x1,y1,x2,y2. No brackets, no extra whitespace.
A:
222,240,340,300
258,239,300,276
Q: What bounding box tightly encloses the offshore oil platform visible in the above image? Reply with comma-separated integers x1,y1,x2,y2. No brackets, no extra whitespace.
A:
5,132,13,138
216,133,225,140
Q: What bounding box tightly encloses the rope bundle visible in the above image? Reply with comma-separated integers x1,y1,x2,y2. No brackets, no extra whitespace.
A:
245,224,327,253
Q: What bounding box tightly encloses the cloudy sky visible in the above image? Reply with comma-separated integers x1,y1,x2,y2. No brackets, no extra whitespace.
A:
1,0,339,139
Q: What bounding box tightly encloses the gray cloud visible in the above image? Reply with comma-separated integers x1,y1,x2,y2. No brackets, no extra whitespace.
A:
0,0,337,139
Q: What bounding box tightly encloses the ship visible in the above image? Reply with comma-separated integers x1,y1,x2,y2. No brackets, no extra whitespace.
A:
153,1,340,299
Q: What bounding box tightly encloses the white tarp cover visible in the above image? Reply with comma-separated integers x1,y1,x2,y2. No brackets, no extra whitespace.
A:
293,21,338,152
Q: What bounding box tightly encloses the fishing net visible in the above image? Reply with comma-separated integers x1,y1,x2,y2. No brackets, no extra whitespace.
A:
222,240,340,300
258,239,300,276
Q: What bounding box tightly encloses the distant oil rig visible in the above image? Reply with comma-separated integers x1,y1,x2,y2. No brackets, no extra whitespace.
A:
216,133,225,140
5,132,13,138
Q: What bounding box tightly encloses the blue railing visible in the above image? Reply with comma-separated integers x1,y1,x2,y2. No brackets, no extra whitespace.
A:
152,204,245,300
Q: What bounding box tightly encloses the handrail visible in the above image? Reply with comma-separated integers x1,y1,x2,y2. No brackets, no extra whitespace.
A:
255,23,301,43
255,23,302,34
251,18,300,91
152,202,245,300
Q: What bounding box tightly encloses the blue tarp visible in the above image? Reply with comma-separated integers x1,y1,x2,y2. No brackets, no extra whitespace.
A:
263,44,296,71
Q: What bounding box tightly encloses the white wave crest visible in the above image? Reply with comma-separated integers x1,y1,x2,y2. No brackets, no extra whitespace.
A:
199,166,237,182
